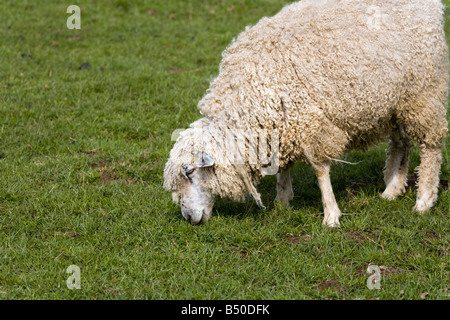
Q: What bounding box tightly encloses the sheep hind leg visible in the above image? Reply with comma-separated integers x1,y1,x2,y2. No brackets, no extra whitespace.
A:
400,94,447,213
311,162,342,228
381,127,411,200
275,167,294,207
413,146,443,212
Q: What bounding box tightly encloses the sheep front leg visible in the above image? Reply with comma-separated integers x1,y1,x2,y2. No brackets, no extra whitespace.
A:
275,168,294,207
312,162,342,227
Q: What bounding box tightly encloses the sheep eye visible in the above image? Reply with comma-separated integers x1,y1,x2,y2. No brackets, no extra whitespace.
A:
182,165,195,178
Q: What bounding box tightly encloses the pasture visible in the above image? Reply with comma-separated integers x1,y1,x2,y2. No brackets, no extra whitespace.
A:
0,0,449,300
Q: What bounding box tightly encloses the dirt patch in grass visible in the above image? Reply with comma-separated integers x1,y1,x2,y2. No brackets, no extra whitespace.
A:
90,160,135,184
91,160,120,183
343,231,367,243
169,66,186,74
91,159,110,168
79,148,99,156
99,168,120,184
439,247,449,257
44,231,82,239
103,286,119,296
227,247,251,261
379,265,398,276
317,280,346,294
424,231,445,239
285,233,312,244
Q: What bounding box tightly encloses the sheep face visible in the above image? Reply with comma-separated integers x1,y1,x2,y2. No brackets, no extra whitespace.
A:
165,152,216,225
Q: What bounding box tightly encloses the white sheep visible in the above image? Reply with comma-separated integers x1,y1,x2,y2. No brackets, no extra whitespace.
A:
164,0,449,227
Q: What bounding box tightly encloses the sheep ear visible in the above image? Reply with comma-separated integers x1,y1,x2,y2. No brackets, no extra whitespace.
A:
197,152,214,168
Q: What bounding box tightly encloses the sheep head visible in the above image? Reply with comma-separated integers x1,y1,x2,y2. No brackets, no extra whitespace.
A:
163,120,265,225
165,151,216,225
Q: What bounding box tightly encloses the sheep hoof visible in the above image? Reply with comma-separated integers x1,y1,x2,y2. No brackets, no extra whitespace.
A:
413,199,432,213
381,186,406,201
274,196,292,208
275,189,294,208
322,214,341,228
381,191,397,201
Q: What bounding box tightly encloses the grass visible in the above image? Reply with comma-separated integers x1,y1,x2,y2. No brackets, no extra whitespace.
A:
0,0,449,300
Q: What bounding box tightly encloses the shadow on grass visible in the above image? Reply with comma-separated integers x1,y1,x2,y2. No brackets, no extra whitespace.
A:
168,144,446,223
211,148,388,220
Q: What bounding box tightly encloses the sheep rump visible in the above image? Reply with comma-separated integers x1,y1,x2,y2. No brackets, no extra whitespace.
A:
164,0,448,226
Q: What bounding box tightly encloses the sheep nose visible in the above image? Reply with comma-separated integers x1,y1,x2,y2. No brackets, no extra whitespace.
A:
182,209,194,224
182,207,202,225
185,212,202,225
188,215,202,225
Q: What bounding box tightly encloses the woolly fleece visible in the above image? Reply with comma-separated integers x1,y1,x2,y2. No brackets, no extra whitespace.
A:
164,0,448,208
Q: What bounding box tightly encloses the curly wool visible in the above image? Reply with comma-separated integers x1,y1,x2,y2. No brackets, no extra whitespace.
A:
163,117,265,203
165,0,448,203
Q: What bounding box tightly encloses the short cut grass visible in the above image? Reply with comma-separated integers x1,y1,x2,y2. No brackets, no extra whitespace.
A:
0,0,448,299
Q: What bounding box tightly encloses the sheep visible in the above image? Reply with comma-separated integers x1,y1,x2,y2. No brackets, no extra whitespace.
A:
164,0,449,227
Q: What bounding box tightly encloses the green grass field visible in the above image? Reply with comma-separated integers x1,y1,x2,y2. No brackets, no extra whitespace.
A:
0,0,449,300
